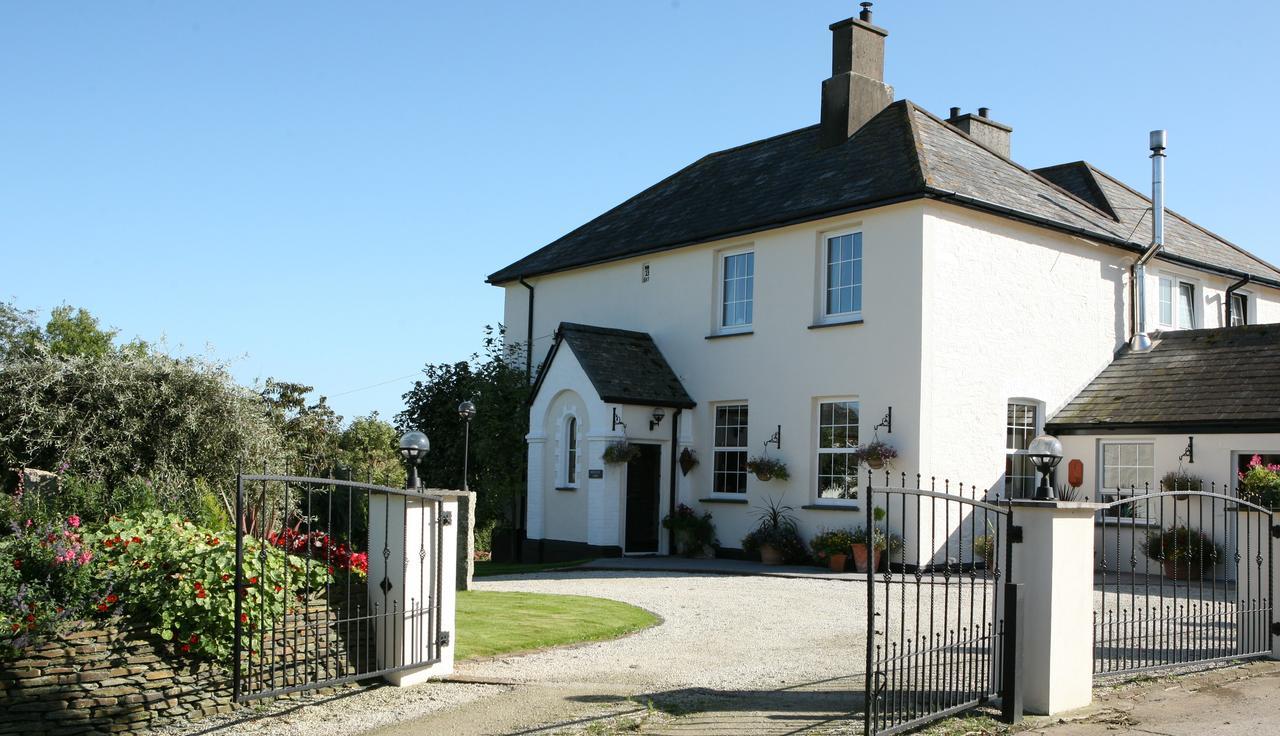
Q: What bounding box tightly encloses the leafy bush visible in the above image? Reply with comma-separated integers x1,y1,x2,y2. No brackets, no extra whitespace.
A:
661,504,716,556
268,525,369,575
0,515,103,652
1239,455,1280,509
810,528,856,559
1141,525,1221,565
91,512,330,659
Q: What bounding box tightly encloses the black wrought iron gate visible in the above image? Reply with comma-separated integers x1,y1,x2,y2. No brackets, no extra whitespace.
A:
232,472,450,701
864,474,1022,735
1095,488,1274,677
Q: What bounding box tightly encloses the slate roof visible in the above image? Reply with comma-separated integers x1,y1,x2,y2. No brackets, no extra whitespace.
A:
1035,162,1280,281
1047,324,1280,433
531,323,695,409
488,100,1280,287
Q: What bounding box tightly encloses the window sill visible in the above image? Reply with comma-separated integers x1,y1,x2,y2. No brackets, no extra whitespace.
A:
555,486,577,492
705,331,753,340
808,318,864,330
1095,517,1160,528
699,496,748,504
801,503,860,512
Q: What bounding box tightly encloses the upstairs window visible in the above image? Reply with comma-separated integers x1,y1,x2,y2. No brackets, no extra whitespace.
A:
720,251,754,331
712,404,749,493
1158,276,1197,329
1231,293,1249,327
823,232,863,320
1004,401,1039,499
817,399,860,502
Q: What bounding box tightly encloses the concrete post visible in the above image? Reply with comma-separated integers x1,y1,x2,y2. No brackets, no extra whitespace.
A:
367,494,458,686
1008,500,1102,716
456,490,476,591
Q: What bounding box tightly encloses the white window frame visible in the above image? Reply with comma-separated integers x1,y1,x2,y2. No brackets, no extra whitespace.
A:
815,397,860,505
1157,274,1199,329
1097,439,1156,517
819,229,864,324
716,247,755,334
711,402,749,495
1004,399,1042,499
560,415,579,488
1230,291,1250,327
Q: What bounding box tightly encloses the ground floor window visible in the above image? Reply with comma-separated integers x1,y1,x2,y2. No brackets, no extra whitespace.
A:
817,399,859,501
1099,441,1155,517
1005,401,1039,499
712,404,748,494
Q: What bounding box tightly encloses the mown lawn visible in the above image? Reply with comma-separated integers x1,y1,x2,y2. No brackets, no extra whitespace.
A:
473,558,592,577
454,590,658,661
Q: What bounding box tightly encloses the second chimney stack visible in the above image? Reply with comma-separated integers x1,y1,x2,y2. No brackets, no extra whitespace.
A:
819,5,894,148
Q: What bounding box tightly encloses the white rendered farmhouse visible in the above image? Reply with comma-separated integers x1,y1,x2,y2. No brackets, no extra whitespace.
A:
487,7,1280,561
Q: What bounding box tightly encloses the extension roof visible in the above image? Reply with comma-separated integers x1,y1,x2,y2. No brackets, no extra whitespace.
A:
530,323,695,409
1047,324,1280,434
488,100,1280,286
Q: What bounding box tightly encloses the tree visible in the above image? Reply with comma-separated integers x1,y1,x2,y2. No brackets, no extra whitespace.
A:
0,300,38,363
259,379,342,476
43,305,117,358
397,326,527,531
338,413,405,488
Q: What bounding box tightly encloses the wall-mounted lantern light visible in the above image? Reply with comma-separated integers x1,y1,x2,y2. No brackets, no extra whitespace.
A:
650,407,666,431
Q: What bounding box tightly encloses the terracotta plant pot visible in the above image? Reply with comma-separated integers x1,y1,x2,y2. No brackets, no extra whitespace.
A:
827,553,848,573
1162,559,1204,581
759,543,784,566
755,470,773,482
851,543,882,573
866,457,885,471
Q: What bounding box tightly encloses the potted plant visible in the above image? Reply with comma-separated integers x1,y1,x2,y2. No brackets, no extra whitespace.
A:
854,440,898,471
810,528,857,572
1238,455,1280,509
973,533,996,563
1141,525,1221,581
742,497,806,565
602,441,640,465
850,526,889,573
1161,470,1201,500
745,456,790,482
662,504,717,558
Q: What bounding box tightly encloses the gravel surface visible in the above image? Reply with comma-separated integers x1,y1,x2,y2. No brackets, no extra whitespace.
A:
459,570,869,691
154,680,506,736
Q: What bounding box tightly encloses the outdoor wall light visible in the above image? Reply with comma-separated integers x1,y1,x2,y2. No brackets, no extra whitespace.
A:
650,407,666,431
1027,434,1064,501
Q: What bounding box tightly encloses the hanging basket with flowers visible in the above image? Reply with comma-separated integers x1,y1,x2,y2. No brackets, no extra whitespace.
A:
745,456,790,482
854,440,898,471
602,441,641,465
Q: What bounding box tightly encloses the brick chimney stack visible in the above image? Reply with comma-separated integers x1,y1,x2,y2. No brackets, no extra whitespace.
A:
819,2,894,148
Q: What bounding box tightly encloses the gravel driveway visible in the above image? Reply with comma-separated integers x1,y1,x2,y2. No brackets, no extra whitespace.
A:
460,569,868,692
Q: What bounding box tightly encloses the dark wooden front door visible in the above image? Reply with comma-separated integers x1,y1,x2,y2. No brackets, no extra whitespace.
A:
624,444,662,553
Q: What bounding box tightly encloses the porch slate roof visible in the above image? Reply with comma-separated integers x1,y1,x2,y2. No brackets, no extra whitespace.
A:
488,100,1280,286
1047,324,1280,434
533,323,695,409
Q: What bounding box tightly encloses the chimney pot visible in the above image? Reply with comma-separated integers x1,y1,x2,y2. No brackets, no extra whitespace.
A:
978,107,990,118
949,106,961,119
860,2,873,22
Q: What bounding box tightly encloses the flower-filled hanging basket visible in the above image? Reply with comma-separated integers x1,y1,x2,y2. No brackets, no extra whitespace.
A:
602,441,641,465
746,456,790,482
854,440,898,471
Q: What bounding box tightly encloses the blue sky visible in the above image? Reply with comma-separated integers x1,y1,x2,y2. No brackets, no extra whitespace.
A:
4,1,1277,422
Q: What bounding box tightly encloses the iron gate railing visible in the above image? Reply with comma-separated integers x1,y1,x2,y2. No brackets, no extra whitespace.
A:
1094,488,1274,677
232,472,449,702
864,474,1022,735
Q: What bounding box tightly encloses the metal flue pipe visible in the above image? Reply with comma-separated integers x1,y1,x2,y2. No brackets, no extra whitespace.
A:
1130,129,1167,352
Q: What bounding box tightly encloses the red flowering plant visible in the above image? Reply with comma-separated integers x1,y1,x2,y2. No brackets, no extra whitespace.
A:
91,511,329,660
1239,455,1280,509
0,516,104,653
267,522,369,577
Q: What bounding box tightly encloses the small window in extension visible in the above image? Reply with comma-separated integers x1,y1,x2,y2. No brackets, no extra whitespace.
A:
564,416,577,486
1231,293,1249,327
1158,276,1197,329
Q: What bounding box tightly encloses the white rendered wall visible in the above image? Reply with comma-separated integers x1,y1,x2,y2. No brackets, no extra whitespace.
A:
513,202,928,551
1138,261,1280,331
